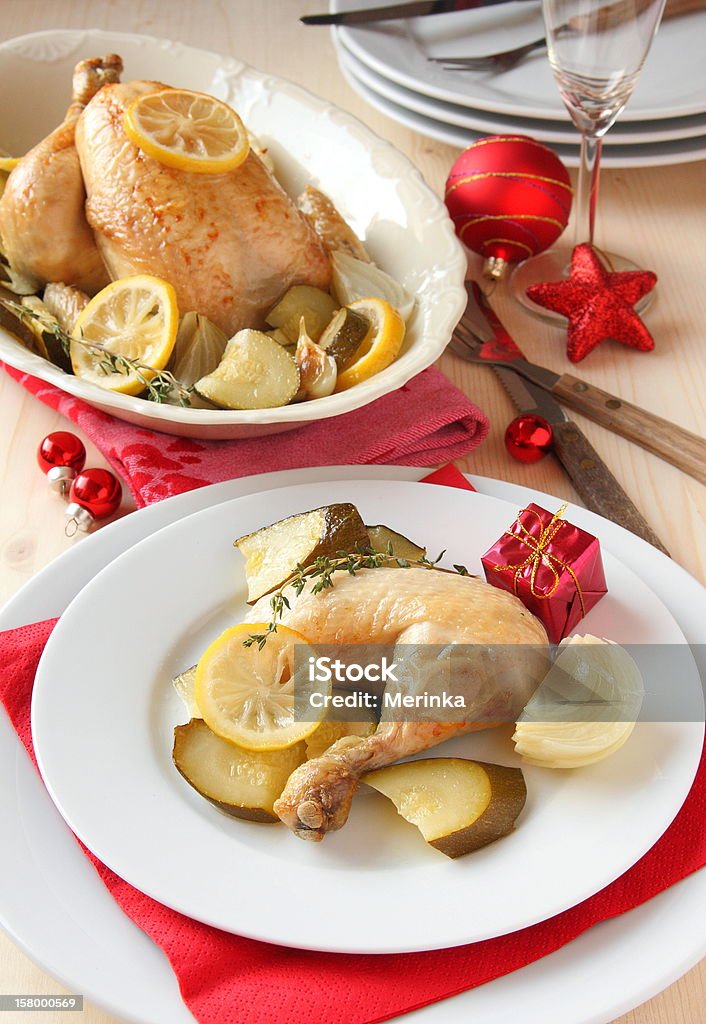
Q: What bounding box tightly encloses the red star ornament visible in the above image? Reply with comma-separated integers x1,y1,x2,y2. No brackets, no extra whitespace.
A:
527,243,657,363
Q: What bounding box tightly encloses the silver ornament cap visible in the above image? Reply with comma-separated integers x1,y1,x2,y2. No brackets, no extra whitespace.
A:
64,502,95,537
47,465,76,496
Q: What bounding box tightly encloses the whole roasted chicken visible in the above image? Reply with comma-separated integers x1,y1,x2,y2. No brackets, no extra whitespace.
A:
0,55,332,334
244,568,548,841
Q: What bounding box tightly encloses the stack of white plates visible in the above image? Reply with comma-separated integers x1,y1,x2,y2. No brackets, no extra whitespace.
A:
331,0,706,166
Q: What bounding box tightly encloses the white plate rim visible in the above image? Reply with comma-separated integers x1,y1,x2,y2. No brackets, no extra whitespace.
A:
0,466,703,1023
335,36,706,145
29,477,704,954
333,3,706,122
338,54,706,168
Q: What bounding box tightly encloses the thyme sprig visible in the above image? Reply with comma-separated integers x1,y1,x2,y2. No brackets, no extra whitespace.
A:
244,544,471,649
3,298,193,406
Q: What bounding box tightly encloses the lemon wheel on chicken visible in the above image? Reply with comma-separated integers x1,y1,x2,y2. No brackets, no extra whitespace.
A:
124,89,250,174
334,297,405,391
70,275,178,395
194,624,329,751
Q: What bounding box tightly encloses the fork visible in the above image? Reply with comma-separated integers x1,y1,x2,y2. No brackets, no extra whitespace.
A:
429,35,546,72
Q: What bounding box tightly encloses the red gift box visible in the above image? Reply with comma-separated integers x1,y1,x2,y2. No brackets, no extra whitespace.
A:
481,503,607,643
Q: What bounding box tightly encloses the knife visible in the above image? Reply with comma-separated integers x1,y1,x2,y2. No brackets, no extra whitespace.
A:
460,285,706,489
453,285,670,555
301,0,528,27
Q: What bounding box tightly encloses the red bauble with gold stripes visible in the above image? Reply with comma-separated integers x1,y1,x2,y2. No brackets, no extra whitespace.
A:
445,135,572,279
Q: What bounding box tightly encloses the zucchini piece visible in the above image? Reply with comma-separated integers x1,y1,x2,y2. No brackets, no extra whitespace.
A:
21,295,72,372
364,758,527,858
265,285,337,343
366,524,426,562
235,502,370,604
173,719,306,822
318,306,369,369
0,284,45,354
194,330,299,410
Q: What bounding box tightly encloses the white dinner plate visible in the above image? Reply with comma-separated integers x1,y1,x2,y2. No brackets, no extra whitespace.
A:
334,0,706,121
31,479,703,954
2,467,705,1021
0,29,465,439
336,36,706,145
339,51,706,168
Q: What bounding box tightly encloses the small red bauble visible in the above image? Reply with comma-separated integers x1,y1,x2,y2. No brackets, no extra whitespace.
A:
37,431,86,495
445,135,572,280
505,414,554,463
65,468,122,535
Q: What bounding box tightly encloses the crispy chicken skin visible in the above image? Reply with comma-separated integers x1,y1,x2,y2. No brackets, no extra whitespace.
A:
243,568,548,841
75,80,332,335
0,55,121,294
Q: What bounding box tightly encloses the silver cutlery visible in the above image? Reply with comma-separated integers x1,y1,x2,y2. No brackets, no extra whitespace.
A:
302,0,534,27
429,35,546,71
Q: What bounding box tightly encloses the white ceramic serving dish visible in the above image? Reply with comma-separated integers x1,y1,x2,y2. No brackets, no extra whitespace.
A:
0,30,466,439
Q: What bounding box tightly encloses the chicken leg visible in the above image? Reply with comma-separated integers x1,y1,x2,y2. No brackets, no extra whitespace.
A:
0,55,122,294
243,567,548,841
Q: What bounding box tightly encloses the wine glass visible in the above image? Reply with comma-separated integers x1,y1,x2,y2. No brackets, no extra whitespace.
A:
512,0,667,319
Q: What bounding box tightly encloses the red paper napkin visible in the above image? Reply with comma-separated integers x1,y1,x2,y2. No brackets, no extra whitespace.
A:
1,467,705,1024
3,364,489,506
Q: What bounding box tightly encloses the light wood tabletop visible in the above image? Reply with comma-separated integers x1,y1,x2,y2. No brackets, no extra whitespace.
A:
0,1,704,1022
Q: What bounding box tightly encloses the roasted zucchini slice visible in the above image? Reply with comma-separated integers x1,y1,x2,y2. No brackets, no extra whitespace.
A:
173,719,306,822
265,285,338,343
318,306,369,369
366,524,426,562
194,330,299,410
235,503,370,604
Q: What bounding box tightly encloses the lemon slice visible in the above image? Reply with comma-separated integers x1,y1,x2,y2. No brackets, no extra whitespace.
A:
334,297,405,391
71,275,178,395
124,89,250,174
194,624,329,751
0,156,20,172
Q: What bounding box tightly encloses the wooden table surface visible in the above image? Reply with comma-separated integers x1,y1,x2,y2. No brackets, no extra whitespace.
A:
0,1,704,1021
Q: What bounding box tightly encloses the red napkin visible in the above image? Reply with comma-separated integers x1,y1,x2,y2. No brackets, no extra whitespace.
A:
3,364,489,506
2,466,705,1024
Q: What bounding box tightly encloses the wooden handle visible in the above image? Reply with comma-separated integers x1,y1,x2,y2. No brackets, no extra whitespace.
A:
552,374,706,487
551,420,670,554
569,0,703,32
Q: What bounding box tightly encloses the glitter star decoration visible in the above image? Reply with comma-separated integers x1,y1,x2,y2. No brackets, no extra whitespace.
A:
526,244,657,363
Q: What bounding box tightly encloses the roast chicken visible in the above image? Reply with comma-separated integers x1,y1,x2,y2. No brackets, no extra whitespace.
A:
0,55,122,294
244,568,548,841
1,55,332,335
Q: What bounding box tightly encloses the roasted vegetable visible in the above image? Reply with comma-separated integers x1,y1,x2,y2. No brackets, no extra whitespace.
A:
366,525,426,562
294,318,337,400
235,503,370,603
170,311,228,388
173,718,306,822
318,306,369,368
20,295,72,371
265,285,337,343
513,635,644,768
0,284,45,353
296,185,371,263
364,758,526,859
42,282,89,334
172,665,201,719
331,250,415,321
195,330,300,410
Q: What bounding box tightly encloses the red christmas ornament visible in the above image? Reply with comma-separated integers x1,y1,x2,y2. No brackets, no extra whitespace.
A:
65,468,122,535
37,431,86,495
445,135,572,280
526,244,657,363
505,414,554,463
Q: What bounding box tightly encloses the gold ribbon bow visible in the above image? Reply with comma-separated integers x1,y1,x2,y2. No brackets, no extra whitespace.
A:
492,504,586,615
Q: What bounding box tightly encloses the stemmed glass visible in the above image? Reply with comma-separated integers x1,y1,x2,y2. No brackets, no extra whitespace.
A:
512,0,667,318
